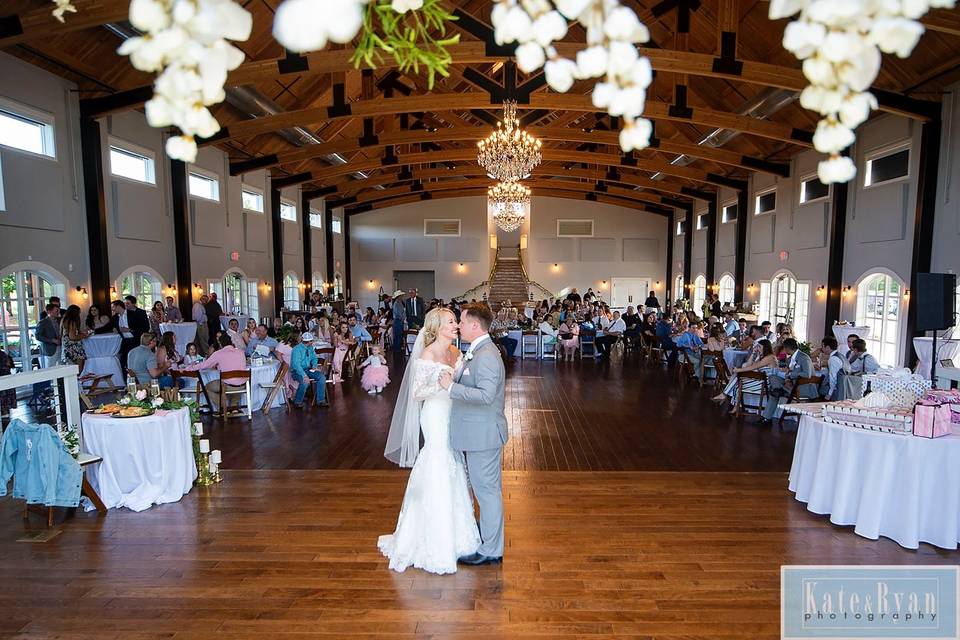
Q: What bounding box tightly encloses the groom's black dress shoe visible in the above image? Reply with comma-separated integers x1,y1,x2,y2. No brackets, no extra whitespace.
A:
457,553,502,566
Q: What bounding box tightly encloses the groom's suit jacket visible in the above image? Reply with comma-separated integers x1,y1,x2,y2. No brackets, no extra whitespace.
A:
449,337,508,451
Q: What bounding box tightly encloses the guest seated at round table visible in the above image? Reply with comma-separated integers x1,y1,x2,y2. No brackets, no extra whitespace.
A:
706,324,728,352
182,333,248,403
245,324,279,357
155,331,186,389
288,330,328,409
242,318,257,345
127,332,174,389
85,305,113,335
713,338,777,407
226,318,246,350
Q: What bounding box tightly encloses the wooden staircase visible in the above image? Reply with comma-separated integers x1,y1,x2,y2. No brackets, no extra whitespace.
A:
488,247,528,309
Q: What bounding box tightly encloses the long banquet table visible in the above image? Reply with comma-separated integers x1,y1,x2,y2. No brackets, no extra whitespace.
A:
81,406,197,512
81,334,123,387
789,413,960,550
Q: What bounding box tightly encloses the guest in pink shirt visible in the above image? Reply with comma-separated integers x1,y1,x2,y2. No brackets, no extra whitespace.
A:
184,334,248,389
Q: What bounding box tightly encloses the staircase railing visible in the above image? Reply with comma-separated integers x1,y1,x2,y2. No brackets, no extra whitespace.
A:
514,249,558,301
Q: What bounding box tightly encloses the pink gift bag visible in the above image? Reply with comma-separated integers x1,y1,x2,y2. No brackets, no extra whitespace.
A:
913,400,953,438
923,390,960,424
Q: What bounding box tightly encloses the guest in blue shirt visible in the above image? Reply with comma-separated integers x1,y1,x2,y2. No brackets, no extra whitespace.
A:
245,324,279,357
288,331,328,408
675,322,705,381
722,312,739,336
655,317,679,366
348,316,372,343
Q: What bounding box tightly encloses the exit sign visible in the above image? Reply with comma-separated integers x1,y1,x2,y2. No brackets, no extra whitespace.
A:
230,251,240,262
779,250,789,261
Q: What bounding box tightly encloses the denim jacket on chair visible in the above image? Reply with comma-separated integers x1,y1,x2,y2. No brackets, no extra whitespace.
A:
0,419,82,507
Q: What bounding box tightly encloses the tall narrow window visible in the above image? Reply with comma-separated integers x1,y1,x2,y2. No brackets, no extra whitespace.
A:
332,217,342,234
693,275,706,312
856,273,903,366
757,272,810,340
283,273,301,310
718,274,735,305
674,275,684,302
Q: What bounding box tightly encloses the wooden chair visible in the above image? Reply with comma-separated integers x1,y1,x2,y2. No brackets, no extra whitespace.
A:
712,352,732,389
700,350,725,387
79,373,122,409
734,371,769,418
315,347,336,402
216,370,252,421
258,361,289,414
778,375,823,426
675,350,697,385
520,330,540,360
641,334,663,366
174,370,210,413
579,328,597,359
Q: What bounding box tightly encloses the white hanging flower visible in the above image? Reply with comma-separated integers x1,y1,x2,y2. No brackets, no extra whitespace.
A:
496,5,534,44
608,86,645,118
783,20,826,58
769,0,807,20
166,135,198,162
591,81,617,109
799,85,846,115
603,6,649,42
273,0,329,52
837,46,881,91
129,0,170,32
574,45,608,78
812,119,856,154
554,0,592,20
606,40,639,77
619,118,652,151
838,91,878,128
51,0,77,22
531,11,568,47
515,41,547,73
545,58,578,92
818,155,857,183
391,0,423,13
628,57,653,88
870,16,924,57
324,0,367,43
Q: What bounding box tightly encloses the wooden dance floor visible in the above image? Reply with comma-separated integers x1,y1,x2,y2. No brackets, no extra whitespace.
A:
0,360,955,639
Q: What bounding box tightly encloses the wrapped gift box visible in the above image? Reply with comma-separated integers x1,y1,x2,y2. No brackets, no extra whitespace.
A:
862,373,931,407
914,400,953,438
923,389,960,424
822,400,914,435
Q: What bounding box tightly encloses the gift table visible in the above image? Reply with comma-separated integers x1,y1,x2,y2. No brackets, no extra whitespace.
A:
80,407,197,512
159,321,197,349
81,334,123,388
789,413,960,549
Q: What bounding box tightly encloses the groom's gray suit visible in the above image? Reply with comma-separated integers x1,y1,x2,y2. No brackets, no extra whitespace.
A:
449,334,508,558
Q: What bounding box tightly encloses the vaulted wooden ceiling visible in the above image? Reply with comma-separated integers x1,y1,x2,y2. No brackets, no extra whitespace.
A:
4,0,959,215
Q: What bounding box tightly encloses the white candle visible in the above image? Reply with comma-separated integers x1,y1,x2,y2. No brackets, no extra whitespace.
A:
193,422,203,436
199,439,210,453
209,450,222,464
209,461,218,474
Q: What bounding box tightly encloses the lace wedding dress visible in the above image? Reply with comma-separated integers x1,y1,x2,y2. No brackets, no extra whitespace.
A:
378,359,480,574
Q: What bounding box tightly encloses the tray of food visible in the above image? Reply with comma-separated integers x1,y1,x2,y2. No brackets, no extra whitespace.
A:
89,403,122,415
115,406,155,418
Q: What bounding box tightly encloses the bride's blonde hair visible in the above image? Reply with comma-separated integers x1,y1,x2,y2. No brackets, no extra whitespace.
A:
422,307,454,348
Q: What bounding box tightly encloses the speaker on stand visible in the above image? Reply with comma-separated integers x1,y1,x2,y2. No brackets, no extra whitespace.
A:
915,273,957,387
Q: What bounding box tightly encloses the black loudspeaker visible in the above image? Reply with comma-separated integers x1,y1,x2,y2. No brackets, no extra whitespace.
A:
916,273,956,331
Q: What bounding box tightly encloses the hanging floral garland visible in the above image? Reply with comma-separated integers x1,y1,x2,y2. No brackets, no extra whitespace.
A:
51,0,77,22
490,0,655,152
771,0,955,184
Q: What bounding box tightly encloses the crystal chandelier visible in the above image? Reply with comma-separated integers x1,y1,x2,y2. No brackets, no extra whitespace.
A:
477,100,542,182
488,180,531,232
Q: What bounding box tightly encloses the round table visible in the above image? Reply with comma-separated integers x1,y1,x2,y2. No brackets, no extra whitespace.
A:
80,406,197,512
159,321,197,349
81,334,123,387
200,359,283,411
789,414,960,550
723,349,750,371
913,337,960,381
832,325,871,356
220,315,249,331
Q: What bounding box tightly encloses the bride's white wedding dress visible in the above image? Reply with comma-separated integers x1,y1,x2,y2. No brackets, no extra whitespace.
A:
378,358,480,574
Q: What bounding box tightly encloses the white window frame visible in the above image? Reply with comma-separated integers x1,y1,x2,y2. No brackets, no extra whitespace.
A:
108,137,157,186
187,166,220,202
556,219,594,238
309,208,323,228
674,275,684,302
721,202,738,224
332,216,342,234
799,173,830,204
241,185,264,213
676,220,686,236
280,198,297,222
246,279,260,322
864,141,911,189
696,212,708,230
856,271,905,367
424,218,462,237
754,188,777,215
757,270,811,341
0,97,57,160
693,274,707,312
718,273,735,305
282,272,301,311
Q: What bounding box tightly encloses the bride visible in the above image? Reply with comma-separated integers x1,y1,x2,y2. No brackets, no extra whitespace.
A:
378,307,480,574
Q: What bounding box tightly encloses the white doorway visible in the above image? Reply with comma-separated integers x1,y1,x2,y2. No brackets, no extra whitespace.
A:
611,277,651,310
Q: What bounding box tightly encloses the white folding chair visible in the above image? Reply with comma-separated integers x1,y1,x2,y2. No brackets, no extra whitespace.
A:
521,330,540,360
539,332,558,360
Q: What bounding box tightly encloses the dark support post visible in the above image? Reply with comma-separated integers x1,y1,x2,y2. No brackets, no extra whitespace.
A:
301,190,313,292
343,213,352,301
683,204,693,291
824,181,849,332
324,207,335,297
270,186,284,318
904,119,942,368
705,192,718,290
170,159,193,319
666,211,674,306
79,118,111,309
734,189,748,303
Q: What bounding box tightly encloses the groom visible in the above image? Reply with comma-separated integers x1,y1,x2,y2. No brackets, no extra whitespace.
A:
439,303,508,566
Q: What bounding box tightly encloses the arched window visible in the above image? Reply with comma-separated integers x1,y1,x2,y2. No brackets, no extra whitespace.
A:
206,270,260,319
758,270,811,341
283,273,301,310
856,272,903,367
674,275,684,302
0,264,66,371
693,275,707,313
118,269,161,309
718,273,735,305
312,271,325,293
333,272,344,299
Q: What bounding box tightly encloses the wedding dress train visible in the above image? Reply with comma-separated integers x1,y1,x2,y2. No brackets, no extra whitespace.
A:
378,359,480,574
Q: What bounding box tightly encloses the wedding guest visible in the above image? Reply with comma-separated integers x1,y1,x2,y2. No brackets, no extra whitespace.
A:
761,321,775,342
538,313,559,354
127,332,172,388
710,294,723,319
122,296,150,343
226,318,245,350
644,291,660,312
245,324,279,357
35,303,61,368
183,333,247,408
760,338,818,424
204,292,223,342
490,309,517,360
163,296,182,323
314,316,334,345
722,312,739,336
848,339,879,374
348,315,372,343
242,318,258,345
816,336,846,400
85,305,112,334
583,288,596,303
404,288,426,330
59,304,87,373
622,306,641,343
640,312,658,343
713,339,778,407
565,288,581,304
110,300,134,372
288,330,328,408
331,321,356,383
558,316,580,361
149,301,166,336
155,331,185,389
656,315,679,366
39,295,61,321
676,321,705,381
595,311,626,359
359,345,390,394
182,342,202,365
192,293,210,355
706,324,727,352
845,334,860,363
390,292,408,351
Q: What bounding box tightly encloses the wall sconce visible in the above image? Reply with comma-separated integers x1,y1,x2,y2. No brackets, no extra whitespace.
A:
552,263,560,271
110,286,117,296
75,286,88,300
600,280,608,289
520,234,528,250
842,286,851,297
193,282,202,291
817,285,826,296
489,234,497,249
264,281,272,292
904,289,910,298
457,263,466,272
655,280,661,287
167,283,175,293
367,279,376,289
747,282,755,293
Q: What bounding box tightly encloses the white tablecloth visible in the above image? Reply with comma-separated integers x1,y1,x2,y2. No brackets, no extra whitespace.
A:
81,407,196,512
833,325,871,356
507,329,523,357
200,359,283,410
220,315,248,331
913,337,960,381
81,334,123,388
723,349,750,371
788,414,960,550
159,321,197,348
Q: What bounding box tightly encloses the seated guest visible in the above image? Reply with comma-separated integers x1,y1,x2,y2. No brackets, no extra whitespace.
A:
722,312,739,336
761,321,775,342
85,305,113,334
706,324,727,352
676,321,705,381
595,311,626,359
848,338,879,374
845,334,860,363
622,306,641,342
539,313,559,350
182,342,202,365
656,316,679,365
242,318,257,345
127,332,173,389
732,318,749,343
558,317,580,361
268,317,283,338
149,301,166,336
163,296,182,323
245,324,279,357
713,339,777,405
155,331,185,389
760,338,818,424
287,330,328,409
183,333,248,405
348,316,373,343
490,309,517,360
226,318,246,350
816,336,846,400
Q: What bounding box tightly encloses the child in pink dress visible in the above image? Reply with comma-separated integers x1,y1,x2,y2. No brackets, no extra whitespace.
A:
359,346,390,394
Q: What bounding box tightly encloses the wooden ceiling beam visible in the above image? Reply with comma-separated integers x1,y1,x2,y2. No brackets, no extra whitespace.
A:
0,0,129,47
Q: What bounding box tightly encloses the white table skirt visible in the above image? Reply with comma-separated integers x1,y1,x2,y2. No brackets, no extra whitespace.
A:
81,334,123,388
200,360,282,410
723,349,750,371
833,325,871,356
81,407,197,512
788,414,960,550
913,337,960,381
159,322,197,348
220,315,248,331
